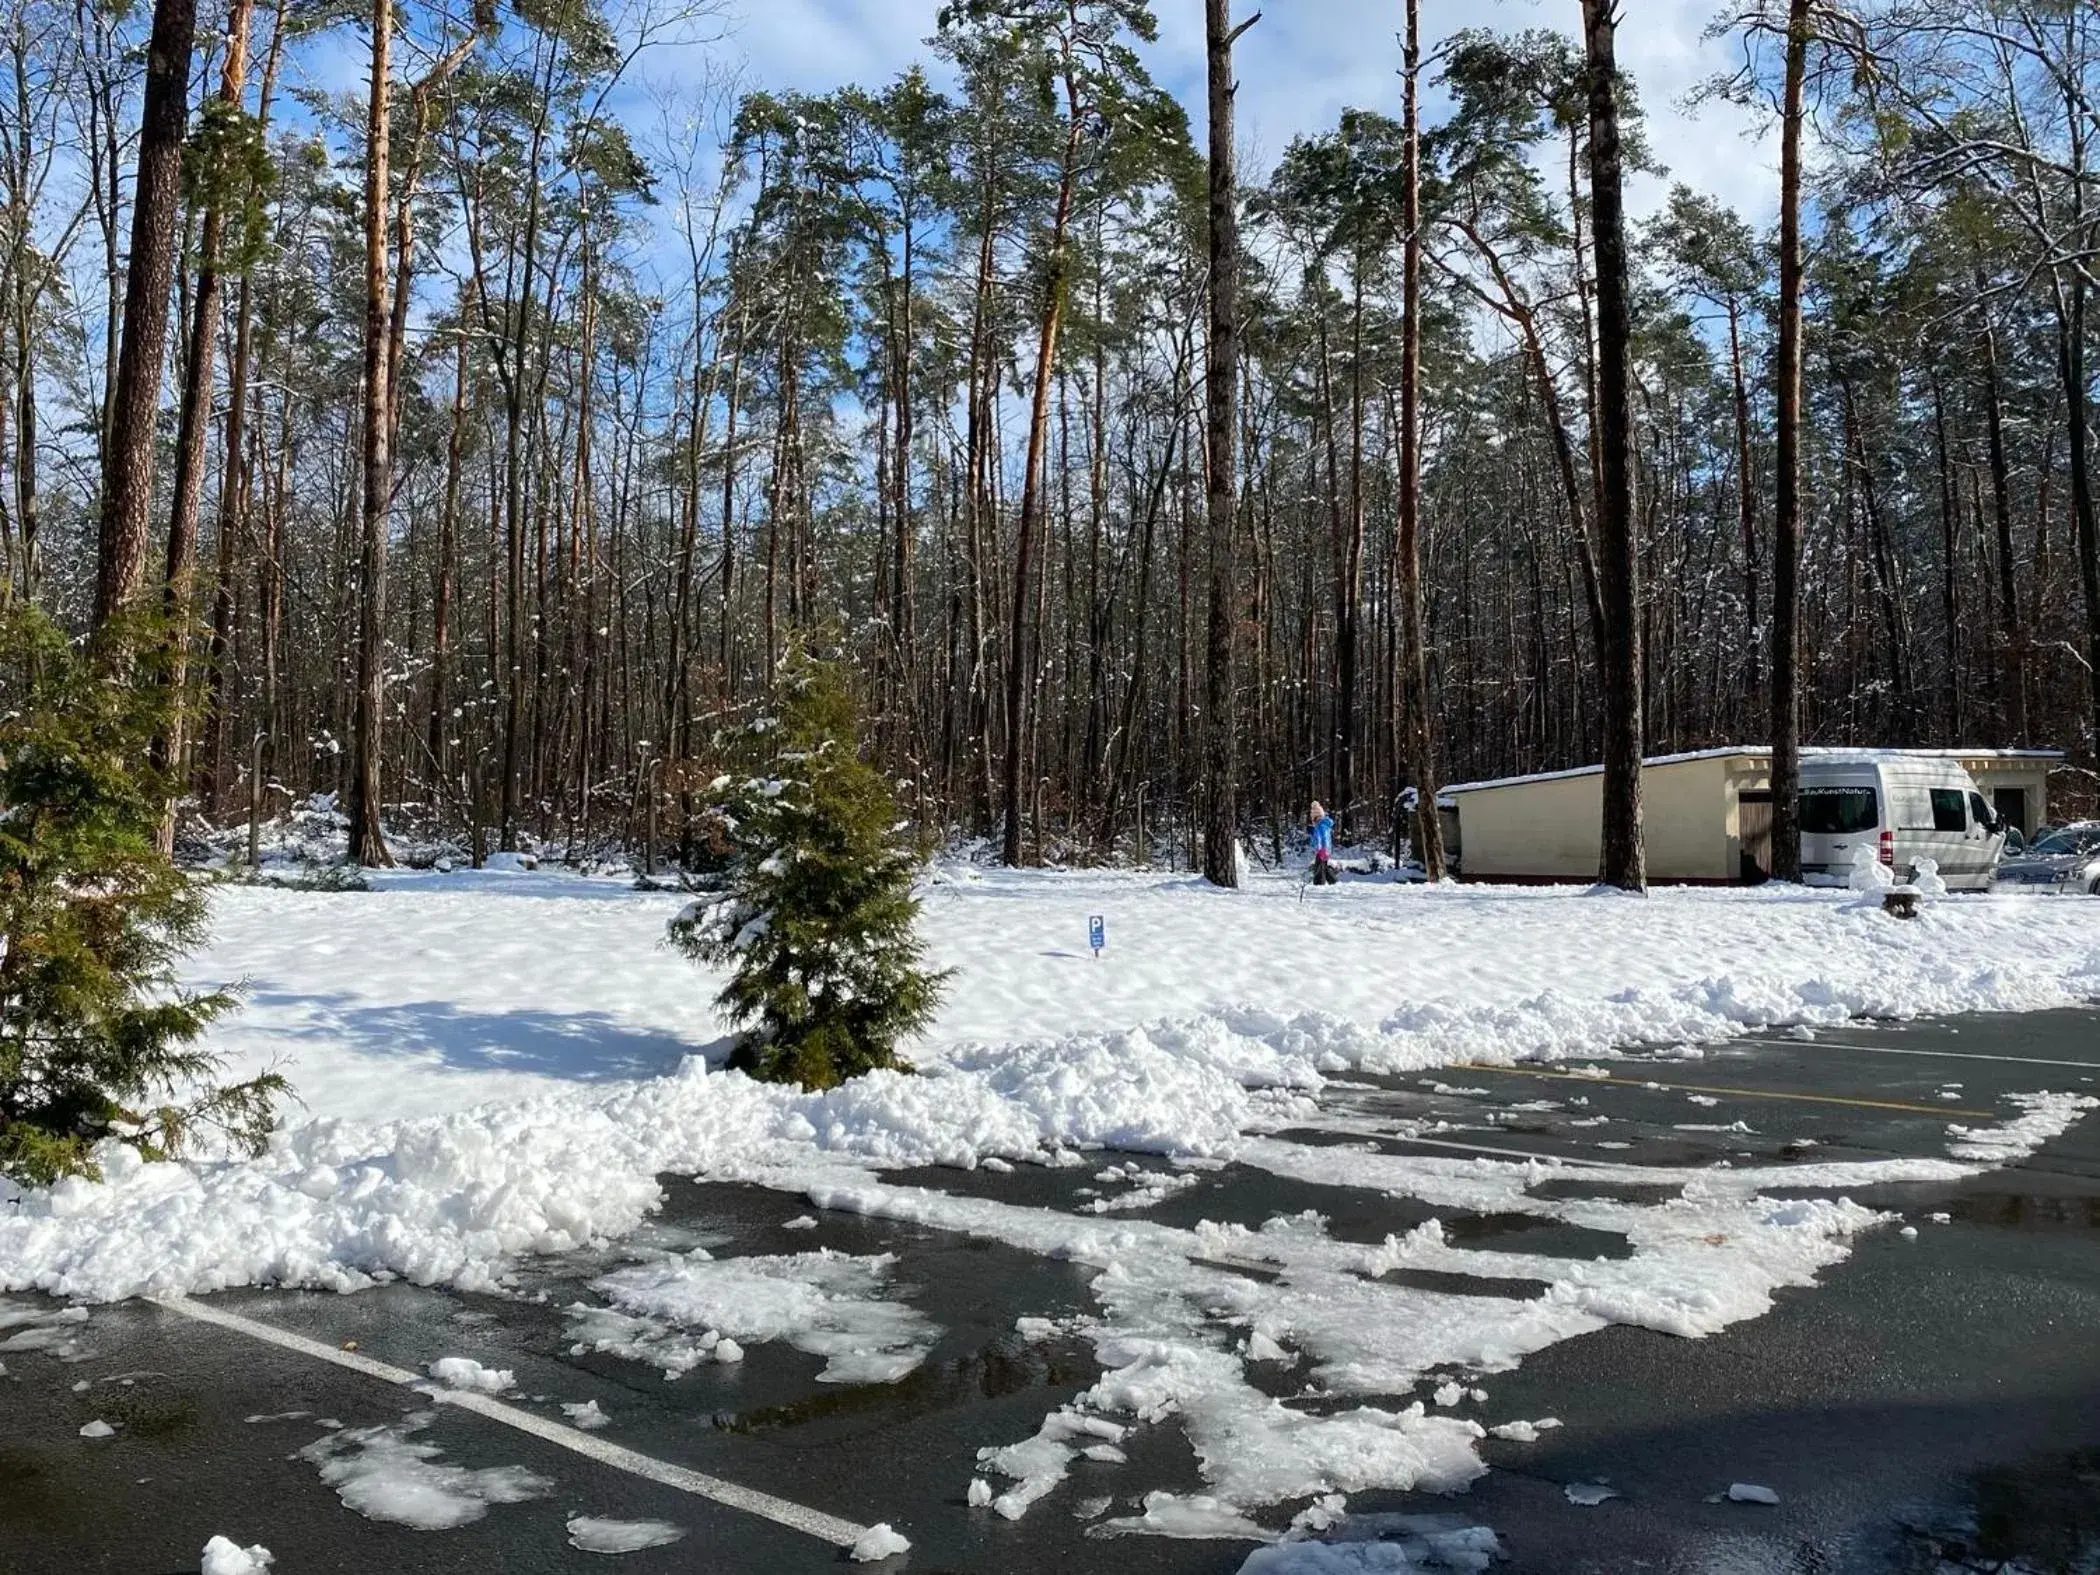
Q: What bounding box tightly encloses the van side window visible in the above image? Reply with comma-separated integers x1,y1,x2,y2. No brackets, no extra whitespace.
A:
1968,792,1993,830
1929,788,1967,832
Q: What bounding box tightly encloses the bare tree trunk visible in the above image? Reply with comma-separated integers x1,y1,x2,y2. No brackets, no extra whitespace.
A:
894,210,918,746
1727,300,1759,705
2059,274,2100,758
428,331,467,783
348,0,394,866
719,271,744,703
1768,0,1807,882
1339,263,1365,840
1002,104,1082,866
1398,0,1443,879
1448,218,1607,666
494,46,554,851
258,391,289,798
1581,0,1645,891
201,0,288,813
153,0,257,848
1977,317,2029,741
1931,375,1961,740
93,0,197,636
1201,0,1253,888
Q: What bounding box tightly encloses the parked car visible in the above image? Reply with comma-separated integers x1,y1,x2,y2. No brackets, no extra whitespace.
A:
1798,754,2007,892
1994,820,2100,895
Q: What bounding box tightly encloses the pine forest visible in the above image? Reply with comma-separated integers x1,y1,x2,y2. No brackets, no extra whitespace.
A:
6,0,2100,881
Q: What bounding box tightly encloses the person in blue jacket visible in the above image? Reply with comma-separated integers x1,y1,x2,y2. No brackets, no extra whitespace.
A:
1309,801,1337,885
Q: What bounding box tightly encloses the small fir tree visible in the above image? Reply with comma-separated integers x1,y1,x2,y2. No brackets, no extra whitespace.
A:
670,638,946,1089
0,608,282,1185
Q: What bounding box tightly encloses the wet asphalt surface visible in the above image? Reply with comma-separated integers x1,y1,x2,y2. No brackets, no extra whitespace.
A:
4,1007,2100,1574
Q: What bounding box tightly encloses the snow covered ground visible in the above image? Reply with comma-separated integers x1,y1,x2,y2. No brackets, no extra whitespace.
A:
173,862,2100,1122
3,862,2098,1544
6,862,2097,1302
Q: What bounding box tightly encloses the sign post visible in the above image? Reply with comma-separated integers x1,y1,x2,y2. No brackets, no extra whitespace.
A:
1088,915,1105,960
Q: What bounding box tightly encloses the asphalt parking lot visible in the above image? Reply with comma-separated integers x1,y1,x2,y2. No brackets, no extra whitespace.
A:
4,1007,2098,1575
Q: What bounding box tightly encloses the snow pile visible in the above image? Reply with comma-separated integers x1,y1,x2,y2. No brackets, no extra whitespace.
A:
1099,1492,1275,1541
1239,1511,1503,1573
1088,1163,1203,1214
199,1537,274,1575
1946,1091,2099,1162
588,1248,937,1384
1486,1418,1559,1443
977,1407,1131,1519
560,1399,610,1430
565,1515,685,1553
1726,1482,1780,1505
848,1523,911,1562
0,1300,90,1357
1848,848,1893,892
424,1357,514,1394
562,1304,741,1380
0,1021,1318,1303
297,1412,552,1530
78,1419,115,1439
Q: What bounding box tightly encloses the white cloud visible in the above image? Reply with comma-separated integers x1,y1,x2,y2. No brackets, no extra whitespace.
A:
727,0,941,95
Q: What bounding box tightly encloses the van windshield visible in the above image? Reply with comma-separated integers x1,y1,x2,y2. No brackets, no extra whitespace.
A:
1800,787,1879,834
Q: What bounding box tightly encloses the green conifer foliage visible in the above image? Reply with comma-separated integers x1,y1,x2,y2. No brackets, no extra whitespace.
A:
669,638,946,1089
0,608,283,1185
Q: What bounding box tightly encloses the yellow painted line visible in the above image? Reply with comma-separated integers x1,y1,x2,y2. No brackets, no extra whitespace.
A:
1448,1062,1995,1119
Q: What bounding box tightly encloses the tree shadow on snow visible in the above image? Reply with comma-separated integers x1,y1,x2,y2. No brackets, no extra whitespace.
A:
362,866,677,902
245,990,726,1082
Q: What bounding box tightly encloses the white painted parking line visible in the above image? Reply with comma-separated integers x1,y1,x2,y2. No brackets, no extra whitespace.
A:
1370,1133,1632,1169
1753,1041,2100,1073
157,1294,870,1549
1452,1061,1995,1117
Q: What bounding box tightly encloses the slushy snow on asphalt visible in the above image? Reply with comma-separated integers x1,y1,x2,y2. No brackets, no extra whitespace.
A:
1,862,2096,1539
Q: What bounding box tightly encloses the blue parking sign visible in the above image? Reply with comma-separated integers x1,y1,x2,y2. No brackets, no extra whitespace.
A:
1089,915,1105,957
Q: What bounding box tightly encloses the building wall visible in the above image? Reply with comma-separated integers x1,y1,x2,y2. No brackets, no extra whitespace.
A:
1651,755,1739,880
1453,756,1739,882
1960,759,2052,832
1451,772,1603,881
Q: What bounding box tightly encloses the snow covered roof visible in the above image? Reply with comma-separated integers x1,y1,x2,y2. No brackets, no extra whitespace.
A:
1441,745,2066,798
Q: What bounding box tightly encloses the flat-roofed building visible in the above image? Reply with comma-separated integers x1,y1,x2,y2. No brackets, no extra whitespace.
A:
1437,747,2063,884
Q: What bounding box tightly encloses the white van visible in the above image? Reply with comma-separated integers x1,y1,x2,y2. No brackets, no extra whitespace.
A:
1798,753,2007,891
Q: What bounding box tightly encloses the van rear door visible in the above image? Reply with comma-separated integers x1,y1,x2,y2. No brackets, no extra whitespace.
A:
1799,779,1881,880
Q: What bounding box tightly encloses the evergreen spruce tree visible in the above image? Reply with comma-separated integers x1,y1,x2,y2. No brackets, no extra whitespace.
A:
670,637,946,1089
0,608,282,1185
